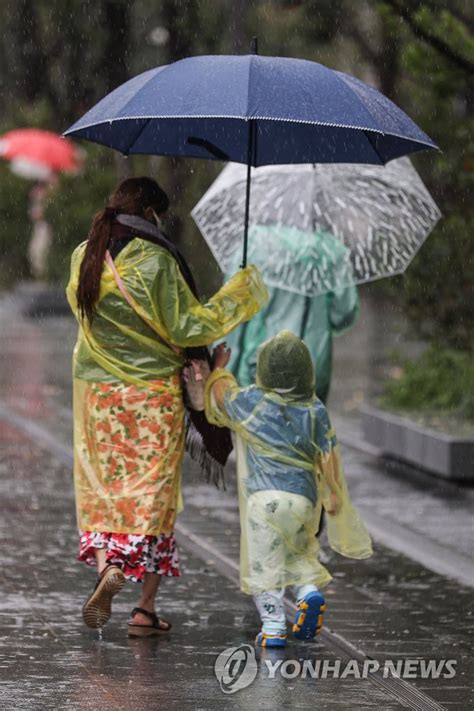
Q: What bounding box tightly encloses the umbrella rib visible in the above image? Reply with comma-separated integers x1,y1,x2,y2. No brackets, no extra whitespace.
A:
362,131,386,165
108,64,171,128
124,118,153,154
329,69,437,154
327,69,387,135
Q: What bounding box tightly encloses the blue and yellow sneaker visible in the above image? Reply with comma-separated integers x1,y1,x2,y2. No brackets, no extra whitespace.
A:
292,591,326,640
255,631,287,648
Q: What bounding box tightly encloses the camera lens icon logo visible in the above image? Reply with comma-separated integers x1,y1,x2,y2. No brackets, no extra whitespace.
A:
214,644,258,694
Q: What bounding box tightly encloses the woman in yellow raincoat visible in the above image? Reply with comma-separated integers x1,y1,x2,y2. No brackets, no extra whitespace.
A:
66,176,267,636
205,331,372,648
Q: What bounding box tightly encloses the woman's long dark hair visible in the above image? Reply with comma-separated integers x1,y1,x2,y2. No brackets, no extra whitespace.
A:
77,177,169,322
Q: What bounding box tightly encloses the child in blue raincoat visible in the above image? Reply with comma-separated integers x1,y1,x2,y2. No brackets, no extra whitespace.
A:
205,330,372,648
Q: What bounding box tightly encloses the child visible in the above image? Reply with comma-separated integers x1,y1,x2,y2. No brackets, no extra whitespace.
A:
205,330,372,648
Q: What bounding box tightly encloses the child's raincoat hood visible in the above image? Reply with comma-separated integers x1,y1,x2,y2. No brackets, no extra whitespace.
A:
256,329,315,400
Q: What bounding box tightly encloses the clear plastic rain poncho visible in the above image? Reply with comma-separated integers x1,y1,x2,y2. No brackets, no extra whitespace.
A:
205,330,372,594
66,238,267,536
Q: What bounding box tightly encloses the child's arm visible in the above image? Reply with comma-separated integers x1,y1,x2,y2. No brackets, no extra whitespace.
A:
320,450,342,515
315,407,342,515
210,343,233,410
204,344,241,429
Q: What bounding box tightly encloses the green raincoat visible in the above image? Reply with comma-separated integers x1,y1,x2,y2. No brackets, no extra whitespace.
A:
226,284,359,402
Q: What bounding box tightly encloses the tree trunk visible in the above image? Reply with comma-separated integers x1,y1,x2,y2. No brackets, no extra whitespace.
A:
102,0,132,92
102,0,133,178
377,12,400,100
160,0,200,247
8,0,56,109
228,0,246,53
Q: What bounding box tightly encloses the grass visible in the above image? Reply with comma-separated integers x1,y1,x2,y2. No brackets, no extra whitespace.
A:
381,345,474,431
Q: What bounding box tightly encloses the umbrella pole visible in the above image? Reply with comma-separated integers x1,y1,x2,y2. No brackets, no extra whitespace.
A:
242,36,259,269
242,121,255,268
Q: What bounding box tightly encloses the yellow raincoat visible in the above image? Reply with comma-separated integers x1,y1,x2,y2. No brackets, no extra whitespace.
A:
67,237,268,536
205,330,372,595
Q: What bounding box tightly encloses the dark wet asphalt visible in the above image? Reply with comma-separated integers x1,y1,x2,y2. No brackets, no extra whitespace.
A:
1,422,402,710
0,299,473,709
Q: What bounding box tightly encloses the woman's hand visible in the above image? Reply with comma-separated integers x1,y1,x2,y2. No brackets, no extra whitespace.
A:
212,342,231,369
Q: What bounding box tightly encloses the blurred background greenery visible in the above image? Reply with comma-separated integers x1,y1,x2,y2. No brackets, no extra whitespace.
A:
0,0,472,418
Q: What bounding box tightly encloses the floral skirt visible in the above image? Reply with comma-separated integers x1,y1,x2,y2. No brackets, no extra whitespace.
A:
78,530,181,583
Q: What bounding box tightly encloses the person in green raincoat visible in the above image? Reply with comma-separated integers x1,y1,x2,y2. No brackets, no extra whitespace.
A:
226,282,359,403
205,331,372,648
66,177,268,636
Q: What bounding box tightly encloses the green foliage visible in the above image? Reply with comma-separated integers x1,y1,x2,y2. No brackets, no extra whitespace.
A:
375,0,474,352
165,160,225,298
0,0,472,354
44,147,117,285
401,214,474,351
412,6,474,65
382,346,474,422
0,164,32,288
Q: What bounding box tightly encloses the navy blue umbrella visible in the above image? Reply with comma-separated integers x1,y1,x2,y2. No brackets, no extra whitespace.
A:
64,47,438,265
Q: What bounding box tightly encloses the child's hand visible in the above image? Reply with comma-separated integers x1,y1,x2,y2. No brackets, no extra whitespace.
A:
213,342,231,369
325,493,341,515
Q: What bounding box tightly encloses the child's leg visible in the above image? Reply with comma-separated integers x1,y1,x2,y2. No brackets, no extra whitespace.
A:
245,493,286,593
253,589,286,635
253,588,287,647
292,583,319,602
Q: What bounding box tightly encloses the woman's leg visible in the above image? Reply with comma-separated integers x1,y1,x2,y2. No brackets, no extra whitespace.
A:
131,573,167,626
137,572,161,612
82,548,125,629
94,548,107,575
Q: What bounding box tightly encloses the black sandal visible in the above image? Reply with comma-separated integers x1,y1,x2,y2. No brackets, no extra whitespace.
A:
127,607,172,637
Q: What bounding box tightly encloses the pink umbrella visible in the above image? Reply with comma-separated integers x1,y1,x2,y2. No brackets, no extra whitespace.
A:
0,128,81,180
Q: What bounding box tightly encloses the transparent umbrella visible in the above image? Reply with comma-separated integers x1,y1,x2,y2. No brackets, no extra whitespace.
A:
192,158,441,295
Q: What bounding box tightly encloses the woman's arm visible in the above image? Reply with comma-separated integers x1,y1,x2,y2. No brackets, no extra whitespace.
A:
152,254,268,348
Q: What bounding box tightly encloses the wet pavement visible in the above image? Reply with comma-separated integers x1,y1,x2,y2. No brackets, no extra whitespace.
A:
1,422,406,710
0,297,473,709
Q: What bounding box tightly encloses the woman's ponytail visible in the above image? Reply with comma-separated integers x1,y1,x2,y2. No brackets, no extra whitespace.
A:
76,209,114,323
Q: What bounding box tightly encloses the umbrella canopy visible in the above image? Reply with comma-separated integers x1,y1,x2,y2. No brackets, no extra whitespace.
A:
191,159,441,296
64,50,438,266
64,54,437,165
0,129,80,180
